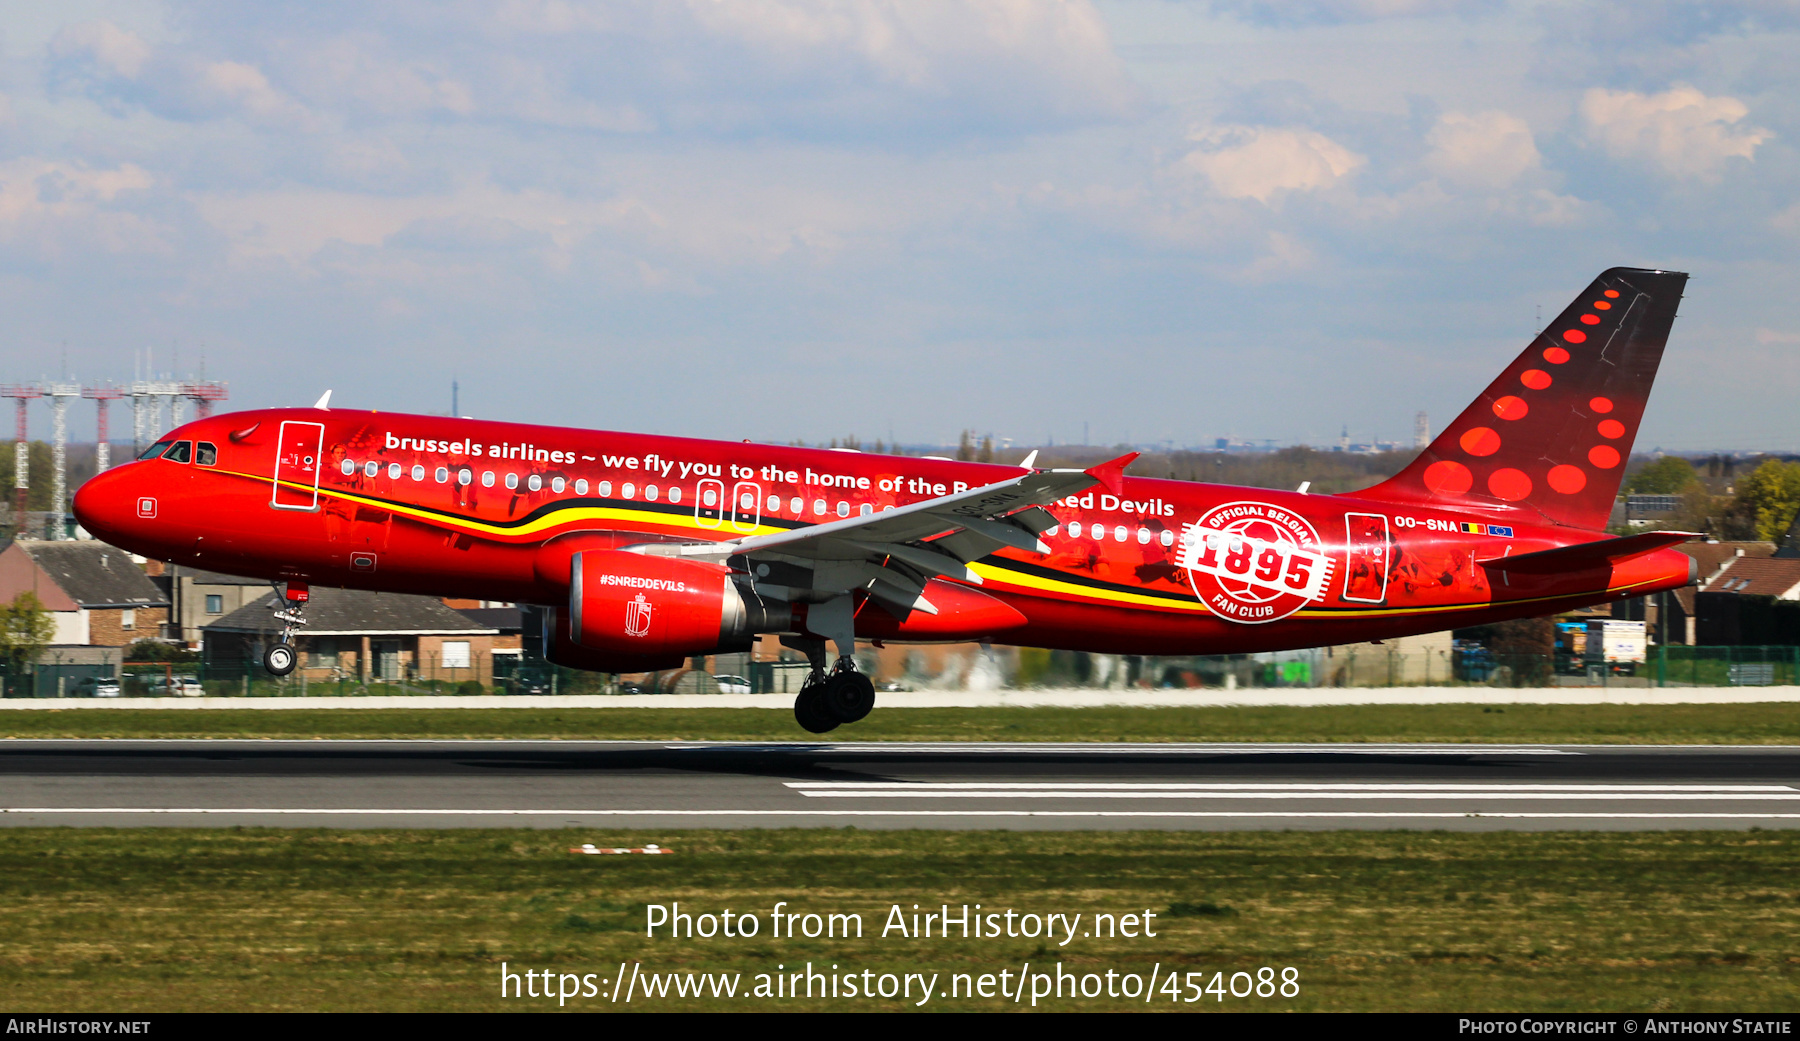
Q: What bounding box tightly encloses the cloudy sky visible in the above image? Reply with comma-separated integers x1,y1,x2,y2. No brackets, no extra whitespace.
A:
2,1,1796,452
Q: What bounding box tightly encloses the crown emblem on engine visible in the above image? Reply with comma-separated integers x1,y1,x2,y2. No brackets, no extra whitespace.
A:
625,593,653,637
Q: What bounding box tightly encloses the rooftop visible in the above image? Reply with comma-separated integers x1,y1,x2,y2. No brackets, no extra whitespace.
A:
10,540,168,609
206,588,500,636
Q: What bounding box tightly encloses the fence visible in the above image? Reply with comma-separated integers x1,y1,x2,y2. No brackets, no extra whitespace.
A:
9,646,1800,697
1145,645,1800,690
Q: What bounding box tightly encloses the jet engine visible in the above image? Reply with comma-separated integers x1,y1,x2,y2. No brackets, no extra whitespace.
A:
546,549,788,672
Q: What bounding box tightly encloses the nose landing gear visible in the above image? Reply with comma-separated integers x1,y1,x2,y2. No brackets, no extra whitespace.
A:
264,642,297,677
263,580,309,677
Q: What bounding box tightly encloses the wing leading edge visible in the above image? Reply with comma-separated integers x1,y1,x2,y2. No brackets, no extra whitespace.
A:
654,452,1138,621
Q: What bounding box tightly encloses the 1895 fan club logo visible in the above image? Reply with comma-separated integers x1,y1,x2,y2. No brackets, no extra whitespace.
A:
1178,501,1335,623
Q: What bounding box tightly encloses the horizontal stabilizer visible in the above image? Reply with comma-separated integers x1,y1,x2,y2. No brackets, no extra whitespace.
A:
1478,531,1700,574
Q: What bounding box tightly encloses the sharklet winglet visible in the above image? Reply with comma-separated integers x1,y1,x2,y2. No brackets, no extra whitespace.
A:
1084,452,1138,496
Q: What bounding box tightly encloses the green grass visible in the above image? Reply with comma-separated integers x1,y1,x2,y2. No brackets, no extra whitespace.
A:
2,828,1795,1011
0,703,1797,743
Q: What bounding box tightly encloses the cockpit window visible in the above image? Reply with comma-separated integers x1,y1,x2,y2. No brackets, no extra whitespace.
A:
164,441,193,464
138,441,172,461
195,442,218,466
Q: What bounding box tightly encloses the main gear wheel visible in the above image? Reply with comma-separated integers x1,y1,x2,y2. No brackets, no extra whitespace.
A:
793,674,838,734
821,669,875,724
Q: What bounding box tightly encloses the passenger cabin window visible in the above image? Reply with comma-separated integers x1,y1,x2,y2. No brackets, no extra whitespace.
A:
363,461,379,477
668,486,680,504
435,467,448,483
164,441,193,464
195,442,218,466
505,473,518,490
341,459,355,475
551,477,565,493
138,441,172,461
575,479,588,495
388,463,402,479
527,475,541,492
412,465,425,481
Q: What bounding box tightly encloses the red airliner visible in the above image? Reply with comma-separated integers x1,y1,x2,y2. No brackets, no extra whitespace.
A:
75,268,1696,731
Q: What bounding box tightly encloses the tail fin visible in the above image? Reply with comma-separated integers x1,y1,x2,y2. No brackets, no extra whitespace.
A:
1363,266,1687,531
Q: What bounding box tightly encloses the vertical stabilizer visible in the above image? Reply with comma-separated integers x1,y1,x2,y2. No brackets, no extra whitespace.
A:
1362,267,1687,531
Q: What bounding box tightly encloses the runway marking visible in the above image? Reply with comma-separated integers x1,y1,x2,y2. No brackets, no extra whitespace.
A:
668,743,1588,756
785,782,1800,801
792,792,1800,801
786,782,1795,791
4,807,1800,821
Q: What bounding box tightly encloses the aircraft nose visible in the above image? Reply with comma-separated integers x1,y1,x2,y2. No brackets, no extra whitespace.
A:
72,466,142,545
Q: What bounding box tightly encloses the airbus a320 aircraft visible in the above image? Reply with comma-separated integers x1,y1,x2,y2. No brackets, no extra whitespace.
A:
76,267,1696,732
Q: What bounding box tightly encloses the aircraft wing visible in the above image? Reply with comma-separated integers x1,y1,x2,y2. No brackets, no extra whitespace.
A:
673,453,1136,618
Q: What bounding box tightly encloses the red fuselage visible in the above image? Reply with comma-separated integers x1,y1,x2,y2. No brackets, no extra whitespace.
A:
73,408,1693,656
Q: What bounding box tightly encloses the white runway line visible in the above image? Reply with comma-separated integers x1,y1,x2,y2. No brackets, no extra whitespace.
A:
668,743,1588,755
4,807,1800,821
786,782,1793,791
792,792,1800,800
785,781,1800,801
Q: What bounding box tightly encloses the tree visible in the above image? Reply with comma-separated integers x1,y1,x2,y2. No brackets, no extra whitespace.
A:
956,430,975,462
1624,456,1701,495
0,592,54,682
1727,459,1800,542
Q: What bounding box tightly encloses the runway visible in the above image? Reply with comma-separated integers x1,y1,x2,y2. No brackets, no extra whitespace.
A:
2,740,1798,830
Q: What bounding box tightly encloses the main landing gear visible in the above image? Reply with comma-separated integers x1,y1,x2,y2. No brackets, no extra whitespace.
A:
793,662,876,735
788,595,876,735
262,580,309,678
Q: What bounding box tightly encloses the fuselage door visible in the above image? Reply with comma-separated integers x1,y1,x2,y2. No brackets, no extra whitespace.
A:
1342,512,1391,603
272,421,326,512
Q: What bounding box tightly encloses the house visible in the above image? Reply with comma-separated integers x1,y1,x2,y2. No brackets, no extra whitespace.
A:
157,565,270,647
0,540,169,646
1693,554,1800,645
203,588,501,685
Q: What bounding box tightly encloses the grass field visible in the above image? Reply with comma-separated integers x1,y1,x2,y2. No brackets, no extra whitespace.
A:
0,703,1797,744
1,828,1795,1012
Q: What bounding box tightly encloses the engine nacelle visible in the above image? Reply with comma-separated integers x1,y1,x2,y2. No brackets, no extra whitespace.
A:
543,605,688,675
568,549,787,660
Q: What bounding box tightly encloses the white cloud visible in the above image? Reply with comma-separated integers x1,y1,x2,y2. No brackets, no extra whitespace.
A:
0,159,164,255
1424,110,1541,190
1181,125,1365,203
1208,0,1500,26
50,21,153,79
1580,85,1770,180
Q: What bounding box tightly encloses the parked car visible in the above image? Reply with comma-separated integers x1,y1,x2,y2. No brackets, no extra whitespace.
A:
148,675,205,697
713,674,752,694
73,677,122,698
